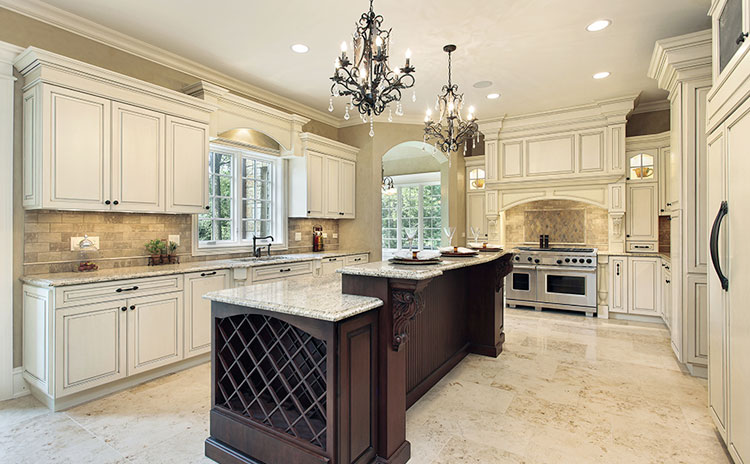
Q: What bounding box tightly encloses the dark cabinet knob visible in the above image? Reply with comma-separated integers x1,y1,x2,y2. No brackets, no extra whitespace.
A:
556,259,562,264
534,259,540,264
105,200,111,205
572,258,578,263
586,258,592,264
129,305,136,310
626,234,630,238
514,256,520,261
113,200,119,205
527,257,532,262
660,209,665,212
307,210,311,214
737,32,749,45
666,280,671,284
205,206,210,210
565,258,570,263
626,177,630,181
121,306,127,312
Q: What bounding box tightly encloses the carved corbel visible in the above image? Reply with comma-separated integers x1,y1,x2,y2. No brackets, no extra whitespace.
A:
390,280,429,351
494,254,514,292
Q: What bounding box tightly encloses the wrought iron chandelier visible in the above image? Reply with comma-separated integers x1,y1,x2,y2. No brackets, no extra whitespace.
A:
424,45,479,155
382,164,395,193
329,0,416,137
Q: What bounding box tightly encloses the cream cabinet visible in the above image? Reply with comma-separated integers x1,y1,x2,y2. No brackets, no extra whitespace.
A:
112,102,165,212
625,183,658,245
289,133,358,219
16,48,213,214
608,257,628,314
127,292,183,375
184,270,230,358
321,256,344,275
54,300,127,397
344,253,369,266
661,261,672,327
466,193,487,242
609,256,660,317
658,148,671,214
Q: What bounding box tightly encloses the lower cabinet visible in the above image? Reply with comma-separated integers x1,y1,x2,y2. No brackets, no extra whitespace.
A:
184,270,230,358
127,292,183,376
661,263,672,328
321,256,344,275
609,256,660,317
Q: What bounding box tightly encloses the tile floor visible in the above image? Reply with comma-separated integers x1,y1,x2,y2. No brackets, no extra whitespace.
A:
0,308,731,463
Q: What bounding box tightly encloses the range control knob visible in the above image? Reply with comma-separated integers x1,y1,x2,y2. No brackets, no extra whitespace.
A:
572,258,578,263
556,259,563,264
565,258,570,263
527,257,533,262
586,258,592,264
534,258,540,264
514,256,520,261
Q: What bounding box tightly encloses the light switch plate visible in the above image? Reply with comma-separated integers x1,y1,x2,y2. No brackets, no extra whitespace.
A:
168,235,180,246
70,236,99,251
323,232,328,238
332,233,338,239
295,232,302,241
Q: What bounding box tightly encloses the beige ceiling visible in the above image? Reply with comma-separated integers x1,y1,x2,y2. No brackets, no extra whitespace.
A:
34,0,711,121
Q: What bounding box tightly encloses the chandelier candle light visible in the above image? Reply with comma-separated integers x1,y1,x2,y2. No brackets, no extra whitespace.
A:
424,44,480,156
329,0,416,137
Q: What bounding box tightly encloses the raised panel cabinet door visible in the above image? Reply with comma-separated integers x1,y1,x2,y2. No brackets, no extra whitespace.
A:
609,257,628,313
321,258,344,275
45,86,111,210
706,127,727,436
112,103,165,212
324,156,341,218
185,270,229,358
628,257,659,316
658,148,670,214
626,183,658,242
127,291,184,375
306,152,325,217
55,300,127,397
340,159,356,218
687,276,708,365
166,116,208,214
466,193,487,241
727,101,750,464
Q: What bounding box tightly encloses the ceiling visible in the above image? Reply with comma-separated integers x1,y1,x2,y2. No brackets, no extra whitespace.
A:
33,0,711,123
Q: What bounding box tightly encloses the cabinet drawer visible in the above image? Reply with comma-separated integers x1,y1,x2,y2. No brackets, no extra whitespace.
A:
344,254,369,265
251,260,313,282
626,242,656,253
54,275,184,308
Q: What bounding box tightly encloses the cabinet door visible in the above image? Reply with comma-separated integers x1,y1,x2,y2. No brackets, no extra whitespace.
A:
112,102,165,212
45,86,111,210
321,257,344,275
185,270,229,358
658,148,670,214
166,116,209,214
55,300,127,397
628,257,659,316
626,183,658,242
306,152,325,217
609,257,628,313
727,101,750,463
707,127,727,436
127,292,183,375
340,159,356,218
466,193,487,243
626,149,657,182
324,156,341,217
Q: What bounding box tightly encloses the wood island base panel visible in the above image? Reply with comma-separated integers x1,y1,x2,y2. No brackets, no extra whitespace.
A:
204,252,513,464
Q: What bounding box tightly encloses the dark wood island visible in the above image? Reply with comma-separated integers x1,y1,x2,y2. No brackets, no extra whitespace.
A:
203,251,513,464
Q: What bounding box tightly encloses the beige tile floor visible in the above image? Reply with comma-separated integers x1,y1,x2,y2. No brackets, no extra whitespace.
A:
0,308,731,463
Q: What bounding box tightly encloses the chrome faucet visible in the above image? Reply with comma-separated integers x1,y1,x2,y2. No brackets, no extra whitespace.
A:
252,235,274,258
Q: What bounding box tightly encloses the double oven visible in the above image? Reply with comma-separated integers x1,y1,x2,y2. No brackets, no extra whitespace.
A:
506,247,598,316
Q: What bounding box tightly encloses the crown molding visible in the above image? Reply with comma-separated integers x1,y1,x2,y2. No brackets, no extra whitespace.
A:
0,0,341,127
631,99,670,114
0,40,23,65
625,130,671,149
300,132,359,160
647,29,712,95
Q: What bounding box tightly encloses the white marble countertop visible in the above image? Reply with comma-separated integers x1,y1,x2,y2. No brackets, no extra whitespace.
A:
338,251,511,281
204,274,383,322
21,250,369,287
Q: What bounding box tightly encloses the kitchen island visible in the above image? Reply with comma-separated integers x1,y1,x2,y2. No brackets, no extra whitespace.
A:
203,251,513,464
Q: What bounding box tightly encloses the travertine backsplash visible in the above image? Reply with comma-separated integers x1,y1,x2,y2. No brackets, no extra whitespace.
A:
504,200,609,251
23,211,339,275
659,215,670,255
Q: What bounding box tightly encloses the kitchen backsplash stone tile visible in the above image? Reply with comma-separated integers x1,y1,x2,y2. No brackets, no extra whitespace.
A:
658,215,670,255
23,211,340,274
504,199,609,251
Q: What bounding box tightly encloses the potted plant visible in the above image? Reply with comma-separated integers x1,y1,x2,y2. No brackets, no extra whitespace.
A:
167,241,178,264
145,239,164,265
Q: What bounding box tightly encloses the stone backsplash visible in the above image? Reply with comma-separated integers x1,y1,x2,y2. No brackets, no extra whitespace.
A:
658,215,670,255
23,211,340,275
504,199,609,251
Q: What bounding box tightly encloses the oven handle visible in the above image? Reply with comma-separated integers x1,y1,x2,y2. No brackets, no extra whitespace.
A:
536,265,596,273
512,264,536,270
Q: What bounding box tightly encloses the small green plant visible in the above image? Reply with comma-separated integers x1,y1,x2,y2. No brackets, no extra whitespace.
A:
145,239,164,255
167,241,178,254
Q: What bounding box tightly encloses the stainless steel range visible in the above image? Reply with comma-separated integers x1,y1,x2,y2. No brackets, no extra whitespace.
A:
506,247,598,317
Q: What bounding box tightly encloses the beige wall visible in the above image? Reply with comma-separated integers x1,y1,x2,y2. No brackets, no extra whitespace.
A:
626,110,670,137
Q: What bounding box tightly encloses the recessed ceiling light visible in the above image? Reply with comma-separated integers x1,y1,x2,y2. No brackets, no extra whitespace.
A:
473,80,493,89
586,19,611,32
291,44,309,54
593,71,611,79
487,93,501,100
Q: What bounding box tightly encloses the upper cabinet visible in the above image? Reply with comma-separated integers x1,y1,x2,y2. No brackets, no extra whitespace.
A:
289,133,358,219
626,150,656,182
15,47,215,214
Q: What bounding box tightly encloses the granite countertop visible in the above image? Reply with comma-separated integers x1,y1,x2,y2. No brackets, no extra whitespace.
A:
21,250,369,287
338,251,511,281
598,250,671,260
204,274,383,322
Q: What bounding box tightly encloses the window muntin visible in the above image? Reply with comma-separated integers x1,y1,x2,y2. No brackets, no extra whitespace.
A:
200,152,234,243
629,153,654,180
241,157,273,239
381,181,442,253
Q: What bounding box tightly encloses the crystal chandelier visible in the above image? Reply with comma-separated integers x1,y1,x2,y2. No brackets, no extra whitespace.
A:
424,44,479,155
329,0,416,137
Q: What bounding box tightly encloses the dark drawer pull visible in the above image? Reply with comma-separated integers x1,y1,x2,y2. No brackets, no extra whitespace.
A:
279,268,292,273
737,32,749,45
201,271,217,277
353,258,362,262
120,306,127,312
129,305,136,310
115,286,139,293
328,258,337,262
633,245,650,249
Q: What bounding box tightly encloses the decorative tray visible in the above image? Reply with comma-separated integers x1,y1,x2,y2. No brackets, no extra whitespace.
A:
389,257,442,265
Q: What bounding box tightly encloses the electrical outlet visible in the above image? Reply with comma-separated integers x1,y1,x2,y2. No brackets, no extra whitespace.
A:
323,232,328,238
332,233,338,239
70,236,99,251
295,232,302,241
168,234,180,246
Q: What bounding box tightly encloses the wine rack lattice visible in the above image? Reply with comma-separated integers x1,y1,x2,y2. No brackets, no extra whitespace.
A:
215,314,328,450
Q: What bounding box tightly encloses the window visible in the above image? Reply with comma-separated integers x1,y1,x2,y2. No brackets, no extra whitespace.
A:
381,174,442,254
468,168,485,190
197,145,284,252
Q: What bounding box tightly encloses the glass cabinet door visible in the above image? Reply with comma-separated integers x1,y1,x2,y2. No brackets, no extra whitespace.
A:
627,151,656,181
718,0,744,74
